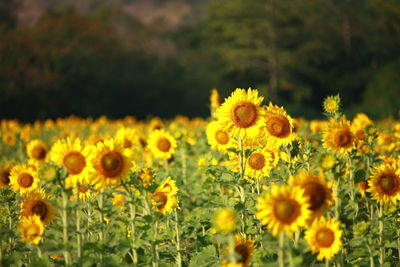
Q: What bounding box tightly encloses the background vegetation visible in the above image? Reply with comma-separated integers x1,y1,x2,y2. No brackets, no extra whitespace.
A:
0,0,399,121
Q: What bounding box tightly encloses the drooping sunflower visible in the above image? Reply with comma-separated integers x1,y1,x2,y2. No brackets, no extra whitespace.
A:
20,188,55,225
19,215,45,245
288,169,333,221
323,117,355,154
147,129,177,159
26,139,48,162
90,138,132,190
215,88,265,138
50,138,95,187
206,121,235,152
262,102,294,146
221,234,255,267
256,185,310,236
305,217,342,261
367,163,400,205
9,163,40,195
0,164,12,188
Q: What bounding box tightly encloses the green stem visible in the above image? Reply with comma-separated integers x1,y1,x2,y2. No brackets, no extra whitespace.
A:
129,203,138,264
278,234,284,267
62,190,71,265
398,229,400,263
367,242,375,267
37,245,42,258
174,209,182,267
76,206,82,261
152,220,159,267
229,234,237,266
0,240,3,264
379,203,384,265
238,136,245,181
98,192,105,265
325,259,329,267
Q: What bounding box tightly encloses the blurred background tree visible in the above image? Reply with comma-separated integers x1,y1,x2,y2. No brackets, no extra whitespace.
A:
0,0,399,121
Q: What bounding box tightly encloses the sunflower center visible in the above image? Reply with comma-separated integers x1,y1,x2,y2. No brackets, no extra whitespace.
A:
157,138,171,152
32,145,47,160
0,169,10,185
99,151,124,177
32,201,48,221
64,152,86,175
215,130,229,145
235,244,250,264
274,199,299,224
266,114,291,138
123,138,132,148
153,192,168,210
248,153,265,170
334,129,352,147
231,101,257,128
79,187,89,194
316,228,335,248
303,182,327,211
378,175,398,194
18,173,34,188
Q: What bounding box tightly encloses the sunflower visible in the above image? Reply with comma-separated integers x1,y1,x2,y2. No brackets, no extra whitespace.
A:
288,169,333,221
215,88,265,138
115,127,140,150
262,102,294,146
2,132,15,146
323,117,355,154
71,184,95,201
323,95,341,114
0,164,12,188
310,120,328,134
206,121,235,152
150,177,179,215
213,208,237,233
157,177,179,195
137,167,155,188
9,163,40,195
305,217,342,261
256,185,310,236
221,234,255,267
147,129,177,159
245,149,272,180
210,88,221,110
91,138,132,190
351,113,373,139
20,189,55,225
26,139,48,162
317,153,336,171
19,215,45,245
367,163,400,205
50,137,95,187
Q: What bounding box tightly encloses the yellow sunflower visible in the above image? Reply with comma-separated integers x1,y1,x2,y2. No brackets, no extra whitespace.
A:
351,113,373,139
150,177,179,215
115,127,140,150
213,208,237,233
90,138,132,190
19,215,45,245
244,148,272,180
367,163,400,205
323,117,355,154
323,95,340,114
256,185,310,236
50,138,95,187
0,164,12,188
206,121,235,152
305,217,342,261
2,132,15,146
137,167,155,188
215,88,265,138
9,163,40,195
288,169,333,221
221,234,255,267
317,153,336,171
20,188,55,225
147,129,177,159
26,139,48,162
210,88,221,110
71,184,95,201
262,102,294,146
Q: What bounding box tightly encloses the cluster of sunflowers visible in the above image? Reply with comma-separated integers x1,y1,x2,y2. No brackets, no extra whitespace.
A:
0,88,399,266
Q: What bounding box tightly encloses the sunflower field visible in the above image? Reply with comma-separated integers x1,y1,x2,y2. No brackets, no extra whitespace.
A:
0,88,399,267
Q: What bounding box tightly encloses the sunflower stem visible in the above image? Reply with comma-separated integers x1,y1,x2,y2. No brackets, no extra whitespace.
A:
278,233,285,267
397,229,400,263
228,234,237,266
152,220,159,267
325,259,329,267
61,190,71,265
0,240,3,263
379,203,384,265
367,242,375,267
238,136,245,181
129,203,138,264
174,209,182,267
76,205,82,262
37,245,42,258
97,192,105,265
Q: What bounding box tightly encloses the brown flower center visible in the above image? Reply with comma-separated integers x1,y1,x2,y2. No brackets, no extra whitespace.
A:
157,138,171,152
316,228,335,248
248,153,265,170
274,199,300,224
231,101,257,128
32,145,47,160
98,151,124,178
378,174,398,195
18,173,34,188
334,129,352,147
123,138,132,148
153,192,168,210
266,114,291,138
235,244,250,264
63,152,86,175
303,182,327,211
0,168,11,185
215,130,229,145
79,187,89,194
31,201,48,221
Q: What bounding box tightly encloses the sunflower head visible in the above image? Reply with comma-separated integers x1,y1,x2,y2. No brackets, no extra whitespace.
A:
305,217,342,261
323,95,341,115
147,129,177,159
213,208,237,233
115,127,140,150
263,102,294,146
2,132,16,146
0,164,12,188
19,215,45,245
215,88,265,138
317,153,336,170
221,234,255,267
206,121,234,152
137,167,155,188
27,139,48,162
351,113,373,139
256,185,311,236
21,188,55,225
323,117,355,154
9,163,39,195
367,163,400,206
